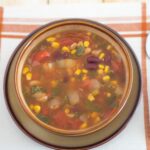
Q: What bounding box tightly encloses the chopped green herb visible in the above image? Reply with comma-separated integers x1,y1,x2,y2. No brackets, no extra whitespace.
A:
76,46,84,56
74,111,82,118
31,86,44,94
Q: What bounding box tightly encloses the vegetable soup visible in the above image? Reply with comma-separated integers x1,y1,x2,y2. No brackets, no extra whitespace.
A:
21,30,126,131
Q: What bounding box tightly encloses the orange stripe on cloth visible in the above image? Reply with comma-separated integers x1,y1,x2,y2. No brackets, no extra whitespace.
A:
2,24,39,33
2,23,150,33
141,2,150,150
0,7,4,51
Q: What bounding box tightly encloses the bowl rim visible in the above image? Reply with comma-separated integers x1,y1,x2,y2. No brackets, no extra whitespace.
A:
14,18,133,136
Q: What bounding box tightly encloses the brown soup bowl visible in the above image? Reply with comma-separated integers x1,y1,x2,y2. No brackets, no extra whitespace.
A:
5,19,141,149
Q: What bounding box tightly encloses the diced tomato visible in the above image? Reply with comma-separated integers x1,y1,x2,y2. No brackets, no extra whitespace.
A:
32,72,40,80
81,79,91,89
53,111,68,129
96,91,105,103
53,111,82,129
32,50,50,62
58,38,74,46
68,119,82,130
103,108,116,119
111,60,125,82
111,60,123,74
41,106,49,116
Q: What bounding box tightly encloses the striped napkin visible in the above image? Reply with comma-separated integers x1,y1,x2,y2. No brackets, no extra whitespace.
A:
0,2,150,150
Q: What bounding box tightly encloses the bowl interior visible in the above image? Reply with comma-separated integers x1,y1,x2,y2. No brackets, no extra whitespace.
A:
15,20,133,136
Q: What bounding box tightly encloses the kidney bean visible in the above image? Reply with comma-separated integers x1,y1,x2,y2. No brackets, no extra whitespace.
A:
53,51,69,60
87,55,100,63
63,75,69,83
52,51,62,60
62,52,70,58
104,53,111,64
85,63,98,70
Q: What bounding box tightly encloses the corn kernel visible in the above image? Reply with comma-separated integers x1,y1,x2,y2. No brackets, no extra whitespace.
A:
46,37,56,42
112,50,115,54
78,41,84,47
103,75,110,82
65,108,70,114
99,53,105,59
83,41,90,48
111,80,118,85
80,122,88,129
97,69,104,75
33,105,41,114
29,104,34,110
99,64,104,69
107,45,112,50
52,42,60,48
94,116,101,123
51,80,58,87
104,65,110,73
87,32,91,36
23,67,29,74
75,69,81,75
88,94,95,101
70,77,75,82
82,69,88,74
106,92,111,98
111,80,118,88
91,112,99,118
71,49,76,54
82,75,87,81
62,46,70,52
92,89,99,96
26,72,32,80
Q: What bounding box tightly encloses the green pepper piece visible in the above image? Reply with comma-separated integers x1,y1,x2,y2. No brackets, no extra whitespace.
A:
37,114,50,124
106,94,118,108
88,71,97,78
85,101,101,112
63,96,69,105
51,86,61,96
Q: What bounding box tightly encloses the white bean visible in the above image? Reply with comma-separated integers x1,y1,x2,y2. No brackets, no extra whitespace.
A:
56,59,75,68
67,91,80,105
32,92,48,102
49,97,62,110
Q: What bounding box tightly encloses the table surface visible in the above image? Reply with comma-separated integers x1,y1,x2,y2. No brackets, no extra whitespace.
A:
0,0,141,6
0,2,150,150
